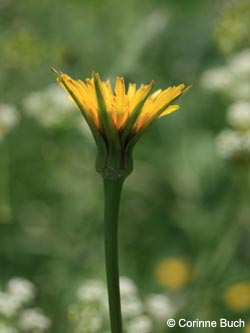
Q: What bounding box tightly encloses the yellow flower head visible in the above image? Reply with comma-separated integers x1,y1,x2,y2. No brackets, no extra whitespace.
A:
53,69,189,179
223,282,250,312
155,257,192,289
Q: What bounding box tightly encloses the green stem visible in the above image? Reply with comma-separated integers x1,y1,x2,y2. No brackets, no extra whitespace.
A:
103,177,124,333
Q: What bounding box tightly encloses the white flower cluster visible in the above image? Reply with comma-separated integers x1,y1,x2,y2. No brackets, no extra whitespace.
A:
22,84,92,140
23,84,75,128
216,130,250,160
19,308,51,331
201,49,250,101
0,277,50,333
201,49,250,161
69,276,177,333
0,104,20,140
217,102,250,161
227,102,250,130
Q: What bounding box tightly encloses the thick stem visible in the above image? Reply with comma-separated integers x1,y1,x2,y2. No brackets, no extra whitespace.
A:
103,177,124,333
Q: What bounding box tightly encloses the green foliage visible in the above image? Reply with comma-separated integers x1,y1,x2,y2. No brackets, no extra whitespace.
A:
0,1,249,333
214,0,250,55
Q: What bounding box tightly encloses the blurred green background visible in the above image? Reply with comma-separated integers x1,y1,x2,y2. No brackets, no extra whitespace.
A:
0,0,250,332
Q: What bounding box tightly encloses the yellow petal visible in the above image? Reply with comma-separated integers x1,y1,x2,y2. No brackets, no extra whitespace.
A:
152,84,185,112
127,83,136,100
113,77,126,126
129,81,154,114
55,70,188,135
134,84,185,131
59,74,99,127
159,104,180,117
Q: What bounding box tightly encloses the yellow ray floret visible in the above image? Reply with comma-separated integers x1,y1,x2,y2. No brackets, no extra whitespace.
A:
57,72,186,133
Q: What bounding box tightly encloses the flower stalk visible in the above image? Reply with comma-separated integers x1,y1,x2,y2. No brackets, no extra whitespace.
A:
52,68,190,333
103,177,124,333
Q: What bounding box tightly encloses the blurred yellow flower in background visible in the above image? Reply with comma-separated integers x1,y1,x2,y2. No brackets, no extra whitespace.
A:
245,322,250,333
155,257,192,289
223,282,250,312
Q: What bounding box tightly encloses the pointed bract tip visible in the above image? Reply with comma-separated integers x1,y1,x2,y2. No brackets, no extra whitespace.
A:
50,67,62,77
90,68,96,77
182,84,193,95
91,71,101,83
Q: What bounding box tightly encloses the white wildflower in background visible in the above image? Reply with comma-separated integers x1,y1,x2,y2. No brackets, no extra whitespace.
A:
7,277,35,304
23,84,75,128
77,279,106,302
22,84,93,141
71,280,107,332
227,102,250,130
201,48,250,162
126,315,152,333
201,67,233,93
0,104,20,140
70,276,179,333
122,296,143,319
216,130,241,159
120,276,138,297
19,308,51,331
201,48,250,102
229,49,250,77
69,302,105,332
146,294,176,320
216,129,250,159
0,277,51,333
75,310,103,332
119,277,143,318
0,292,21,317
